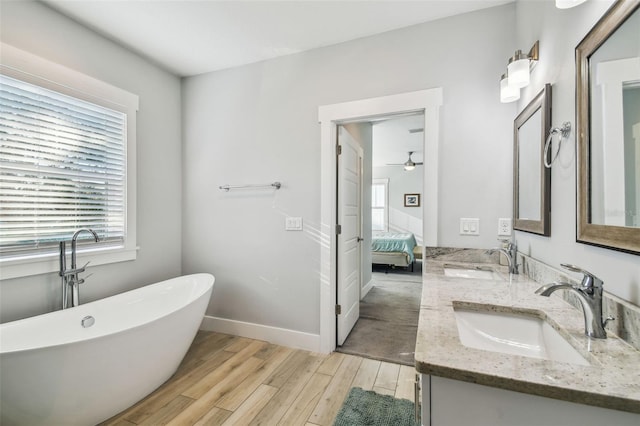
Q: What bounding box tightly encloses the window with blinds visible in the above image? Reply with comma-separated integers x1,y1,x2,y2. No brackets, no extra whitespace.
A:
0,74,126,258
372,179,389,232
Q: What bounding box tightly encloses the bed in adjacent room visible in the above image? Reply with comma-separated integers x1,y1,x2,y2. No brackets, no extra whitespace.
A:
371,232,418,268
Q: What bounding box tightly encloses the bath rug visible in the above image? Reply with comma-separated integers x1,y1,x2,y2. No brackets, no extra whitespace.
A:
333,387,418,426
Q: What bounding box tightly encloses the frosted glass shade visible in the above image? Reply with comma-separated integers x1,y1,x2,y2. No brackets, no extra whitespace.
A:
404,164,416,171
556,0,587,9
500,75,520,103
508,58,530,88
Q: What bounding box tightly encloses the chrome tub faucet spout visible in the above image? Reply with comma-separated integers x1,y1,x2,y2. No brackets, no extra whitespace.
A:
59,229,100,309
535,264,614,339
71,228,99,270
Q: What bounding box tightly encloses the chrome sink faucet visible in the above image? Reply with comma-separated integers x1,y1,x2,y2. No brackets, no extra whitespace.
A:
59,229,99,309
535,264,614,339
486,240,519,274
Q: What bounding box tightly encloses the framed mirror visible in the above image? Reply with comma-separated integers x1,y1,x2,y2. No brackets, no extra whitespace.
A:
513,84,552,236
576,0,640,254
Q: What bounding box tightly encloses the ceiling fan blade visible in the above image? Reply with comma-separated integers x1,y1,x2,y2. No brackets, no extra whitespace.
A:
385,151,423,167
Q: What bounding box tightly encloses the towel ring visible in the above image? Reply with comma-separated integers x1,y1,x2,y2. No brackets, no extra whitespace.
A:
543,122,571,168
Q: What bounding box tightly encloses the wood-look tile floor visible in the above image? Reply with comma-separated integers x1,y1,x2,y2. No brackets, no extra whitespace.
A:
100,331,417,426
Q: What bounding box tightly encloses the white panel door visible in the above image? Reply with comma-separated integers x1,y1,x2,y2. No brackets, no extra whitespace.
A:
337,126,363,346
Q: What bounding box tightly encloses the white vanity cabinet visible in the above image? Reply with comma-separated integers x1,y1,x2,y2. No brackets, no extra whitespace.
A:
420,374,640,426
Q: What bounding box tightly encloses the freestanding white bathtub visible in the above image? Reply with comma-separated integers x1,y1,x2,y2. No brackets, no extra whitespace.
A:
0,273,214,426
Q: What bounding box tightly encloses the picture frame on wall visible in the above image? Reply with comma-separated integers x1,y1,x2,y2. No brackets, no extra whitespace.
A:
404,193,420,207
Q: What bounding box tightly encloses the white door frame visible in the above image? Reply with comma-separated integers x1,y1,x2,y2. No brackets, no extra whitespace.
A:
318,88,443,354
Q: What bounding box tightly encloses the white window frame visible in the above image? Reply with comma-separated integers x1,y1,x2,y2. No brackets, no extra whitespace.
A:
371,178,389,232
0,43,138,280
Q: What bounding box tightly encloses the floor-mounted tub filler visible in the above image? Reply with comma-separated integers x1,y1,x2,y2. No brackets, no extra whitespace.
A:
0,273,214,426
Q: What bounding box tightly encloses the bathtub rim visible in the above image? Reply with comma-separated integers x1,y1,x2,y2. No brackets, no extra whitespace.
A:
0,273,214,355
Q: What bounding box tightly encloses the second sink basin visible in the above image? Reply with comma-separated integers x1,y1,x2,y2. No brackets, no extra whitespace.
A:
453,304,589,366
444,265,500,280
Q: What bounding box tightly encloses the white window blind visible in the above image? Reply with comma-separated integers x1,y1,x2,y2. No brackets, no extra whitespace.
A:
0,74,126,257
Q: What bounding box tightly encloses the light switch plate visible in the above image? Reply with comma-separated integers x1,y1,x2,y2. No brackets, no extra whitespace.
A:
285,216,303,231
460,218,480,236
498,218,512,236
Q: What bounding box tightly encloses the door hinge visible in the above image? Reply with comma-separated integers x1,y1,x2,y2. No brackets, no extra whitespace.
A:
337,145,342,155
335,304,342,315
336,224,342,235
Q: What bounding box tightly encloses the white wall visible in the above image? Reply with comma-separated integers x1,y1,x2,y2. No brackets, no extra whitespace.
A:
182,4,516,335
1,0,636,341
2,1,634,340
514,0,640,306
373,166,424,243
0,1,183,322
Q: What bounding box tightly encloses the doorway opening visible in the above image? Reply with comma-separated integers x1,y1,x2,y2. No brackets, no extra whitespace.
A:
318,88,443,354
336,113,425,365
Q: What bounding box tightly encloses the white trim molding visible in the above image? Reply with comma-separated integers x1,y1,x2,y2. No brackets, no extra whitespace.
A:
361,279,374,299
318,88,443,354
200,315,320,352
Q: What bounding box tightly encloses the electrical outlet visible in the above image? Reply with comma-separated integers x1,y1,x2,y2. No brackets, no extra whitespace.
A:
498,218,512,236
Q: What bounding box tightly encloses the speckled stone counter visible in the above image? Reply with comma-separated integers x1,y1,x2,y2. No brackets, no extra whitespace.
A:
414,259,640,414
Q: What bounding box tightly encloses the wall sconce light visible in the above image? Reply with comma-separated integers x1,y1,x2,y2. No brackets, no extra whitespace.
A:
556,0,587,9
508,51,531,88
500,73,520,103
500,40,539,103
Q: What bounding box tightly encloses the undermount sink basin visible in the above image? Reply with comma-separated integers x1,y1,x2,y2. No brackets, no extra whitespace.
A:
453,305,590,366
444,266,499,280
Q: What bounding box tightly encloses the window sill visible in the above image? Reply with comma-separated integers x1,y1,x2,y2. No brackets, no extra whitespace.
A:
0,246,138,280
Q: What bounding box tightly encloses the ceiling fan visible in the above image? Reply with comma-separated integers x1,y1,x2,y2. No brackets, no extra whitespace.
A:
387,151,423,171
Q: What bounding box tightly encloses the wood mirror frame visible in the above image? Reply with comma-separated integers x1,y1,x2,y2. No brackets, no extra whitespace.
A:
513,84,551,236
576,0,640,254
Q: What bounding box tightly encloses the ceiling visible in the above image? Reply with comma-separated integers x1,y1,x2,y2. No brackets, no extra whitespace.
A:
43,0,512,77
372,114,424,168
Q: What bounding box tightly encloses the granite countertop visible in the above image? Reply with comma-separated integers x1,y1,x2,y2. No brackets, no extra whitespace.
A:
414,260,640,414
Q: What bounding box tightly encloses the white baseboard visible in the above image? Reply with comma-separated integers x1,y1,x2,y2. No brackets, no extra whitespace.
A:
200,315,322,353
362,279,374,298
